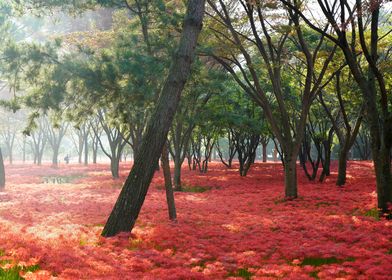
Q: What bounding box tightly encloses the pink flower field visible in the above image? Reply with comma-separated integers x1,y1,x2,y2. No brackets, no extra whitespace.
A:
0,161,391,279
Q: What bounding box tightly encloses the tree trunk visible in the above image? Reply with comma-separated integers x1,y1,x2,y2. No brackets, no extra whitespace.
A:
84,133,89,165
0,149,5,190
111,157,120,179
284,154,297,198
374,146,392,213
92,141,98,164
8,150,12,165
262,142,267,162
101,0,205,237
336,145,349,186
52,147,59,167
23,139,26,163
37,153,43,165
161,142,177,220
173,155,182,191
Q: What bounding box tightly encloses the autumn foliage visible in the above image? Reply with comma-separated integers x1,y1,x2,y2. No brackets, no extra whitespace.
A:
0,161,391,279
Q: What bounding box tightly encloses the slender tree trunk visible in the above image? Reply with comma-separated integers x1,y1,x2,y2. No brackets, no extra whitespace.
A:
101,0,205,237
84,133,89,165
92,140,98,164
8,148,12,165
0,149,5,190
284,153,298,198
23,139,26,163
173,155,182,191
262,142,267,162
161,142,177,220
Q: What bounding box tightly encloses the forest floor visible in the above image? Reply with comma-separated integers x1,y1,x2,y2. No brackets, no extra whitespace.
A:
0,161,391,279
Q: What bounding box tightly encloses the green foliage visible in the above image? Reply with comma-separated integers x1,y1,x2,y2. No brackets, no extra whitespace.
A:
180,185,212,193
300,256,355,267
228,268,253,279
0,264,40,280
363,208,380,220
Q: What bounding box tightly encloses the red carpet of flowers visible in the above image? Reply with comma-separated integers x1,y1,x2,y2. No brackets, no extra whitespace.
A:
0,161,391,279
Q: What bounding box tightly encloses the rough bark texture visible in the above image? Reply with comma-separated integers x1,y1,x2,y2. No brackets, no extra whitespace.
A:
284,154,298,198
101,0,205,237
0,148,5,190
336,145,349,186
161,142,177,220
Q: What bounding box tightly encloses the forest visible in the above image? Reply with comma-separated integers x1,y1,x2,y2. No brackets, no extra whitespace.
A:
0,0,391,279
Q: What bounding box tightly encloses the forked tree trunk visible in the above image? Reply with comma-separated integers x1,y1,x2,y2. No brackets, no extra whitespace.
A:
101,0,205,237
0,149,5,190
161,142,177,220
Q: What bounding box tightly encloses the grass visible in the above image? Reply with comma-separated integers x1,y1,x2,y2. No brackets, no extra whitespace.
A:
0,264,40,280
228,268,253,280
363,208,380,220
156,184,213,193
180,185,212,193
308,270,320,279
300,256,355,267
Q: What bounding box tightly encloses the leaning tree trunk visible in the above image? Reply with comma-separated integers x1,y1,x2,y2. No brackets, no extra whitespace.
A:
101,0,205,237
161,142,177,220
0,149,5,190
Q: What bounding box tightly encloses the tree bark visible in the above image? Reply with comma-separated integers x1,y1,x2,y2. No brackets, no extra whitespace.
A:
284,154,297,198
101,0,205,237
52,146,59,167
262,142,267,162
84,132,89,165
173,155,182,191
336,145,349,186
161,142,177,220
0,148,5,190
110,157,120,179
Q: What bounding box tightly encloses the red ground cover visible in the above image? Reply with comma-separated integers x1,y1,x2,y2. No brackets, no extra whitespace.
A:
0,161,391,279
